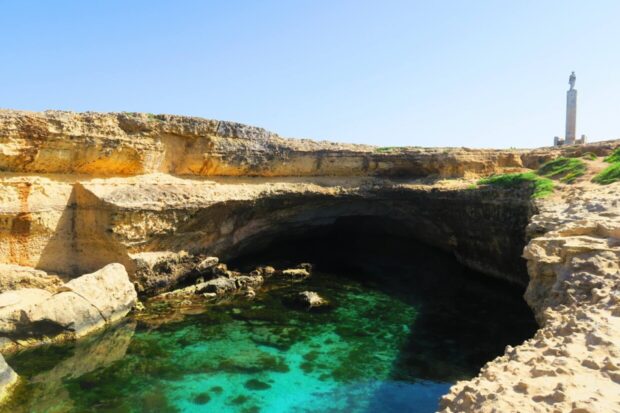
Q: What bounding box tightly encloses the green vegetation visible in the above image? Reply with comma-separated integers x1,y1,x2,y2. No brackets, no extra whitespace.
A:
604,147,620,163
478,172,554,198
581,152,597,160
592,147,620,184
592,163,620,185
374,146,420,153
537,157,587,183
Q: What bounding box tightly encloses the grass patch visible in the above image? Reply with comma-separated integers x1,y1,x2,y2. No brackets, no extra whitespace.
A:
537,157,587,183
478,172,554,198
581,152,597,160
374,146,421,153
592,146,620,184
604,147,620,163
592,163,620,185
375,147,397,153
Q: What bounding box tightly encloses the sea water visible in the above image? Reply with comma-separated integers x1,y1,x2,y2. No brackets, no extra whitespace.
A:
3,267,536,413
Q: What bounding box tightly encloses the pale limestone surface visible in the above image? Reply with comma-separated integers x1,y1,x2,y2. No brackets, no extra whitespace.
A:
0,263,136,354
439,183,620,413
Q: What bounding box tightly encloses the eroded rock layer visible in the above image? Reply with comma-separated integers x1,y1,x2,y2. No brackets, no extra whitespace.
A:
439,184,620,413
0,109,619,410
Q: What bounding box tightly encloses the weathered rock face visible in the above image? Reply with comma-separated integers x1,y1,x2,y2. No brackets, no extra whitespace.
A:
0,263,136,353
0,109,531,178
3,110,616,286
439,184,620,413
0,109,619,410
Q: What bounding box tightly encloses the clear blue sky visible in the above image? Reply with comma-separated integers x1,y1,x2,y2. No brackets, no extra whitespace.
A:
2,1,619,148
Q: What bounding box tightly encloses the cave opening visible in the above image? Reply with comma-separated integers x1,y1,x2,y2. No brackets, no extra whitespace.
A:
229,214,538,387
5,215,539,413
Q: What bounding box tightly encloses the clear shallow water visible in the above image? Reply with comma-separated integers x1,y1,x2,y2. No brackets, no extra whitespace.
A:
3,266,536,413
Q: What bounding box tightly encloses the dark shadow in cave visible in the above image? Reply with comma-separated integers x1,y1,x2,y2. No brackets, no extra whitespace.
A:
229,215,538,396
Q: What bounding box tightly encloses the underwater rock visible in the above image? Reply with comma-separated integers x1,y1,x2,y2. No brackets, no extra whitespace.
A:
4,321,136,412
244,378,271,391
287,291,329,310
280,268,310,279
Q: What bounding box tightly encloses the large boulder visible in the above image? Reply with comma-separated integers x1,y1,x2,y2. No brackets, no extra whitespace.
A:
0,263,136,352
65,263,136,323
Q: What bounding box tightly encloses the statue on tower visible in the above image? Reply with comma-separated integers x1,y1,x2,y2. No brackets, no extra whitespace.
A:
569,71,576,90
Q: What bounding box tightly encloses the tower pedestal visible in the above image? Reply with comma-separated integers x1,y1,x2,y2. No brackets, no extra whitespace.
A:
565,89,577,144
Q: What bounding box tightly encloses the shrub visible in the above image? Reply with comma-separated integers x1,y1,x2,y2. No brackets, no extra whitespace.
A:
593,162,620,185
592,147,620,184
478,172,554,198
604,147,620,163
537,157,586,183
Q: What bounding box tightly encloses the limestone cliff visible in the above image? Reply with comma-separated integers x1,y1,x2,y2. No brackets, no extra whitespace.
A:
0,109,619,410
0,109,562,282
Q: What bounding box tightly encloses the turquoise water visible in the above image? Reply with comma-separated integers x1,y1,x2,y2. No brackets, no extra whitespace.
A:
3,264,536,413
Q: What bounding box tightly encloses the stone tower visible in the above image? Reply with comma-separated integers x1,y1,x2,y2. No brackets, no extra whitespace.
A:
565,71,577,144
555,72,585,146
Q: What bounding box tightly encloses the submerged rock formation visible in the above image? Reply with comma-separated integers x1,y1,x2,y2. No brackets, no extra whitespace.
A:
0,109,618,409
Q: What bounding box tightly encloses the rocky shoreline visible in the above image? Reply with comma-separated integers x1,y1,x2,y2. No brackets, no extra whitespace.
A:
0,110,618,410
439,183,620,413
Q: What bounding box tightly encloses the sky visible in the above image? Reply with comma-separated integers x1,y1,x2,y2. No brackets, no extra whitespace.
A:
1,1,619,148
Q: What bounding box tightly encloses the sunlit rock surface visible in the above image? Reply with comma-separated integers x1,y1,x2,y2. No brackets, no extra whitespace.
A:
0,109,619,410
0,263,136,353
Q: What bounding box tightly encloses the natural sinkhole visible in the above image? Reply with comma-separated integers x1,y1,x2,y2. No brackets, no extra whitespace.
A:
2,216,537,413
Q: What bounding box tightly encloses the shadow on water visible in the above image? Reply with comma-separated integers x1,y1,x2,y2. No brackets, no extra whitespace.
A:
3,215,538,413
231,215,538,412
3,320,137,413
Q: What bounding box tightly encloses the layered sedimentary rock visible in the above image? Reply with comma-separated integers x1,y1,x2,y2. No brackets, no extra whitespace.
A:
0,110,552,285
439,184,620,413
0,109,619,409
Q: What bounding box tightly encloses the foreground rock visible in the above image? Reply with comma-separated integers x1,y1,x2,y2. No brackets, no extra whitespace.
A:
0,264,63,293
439,184,620,413
0,263,136,353
0,355,17,403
